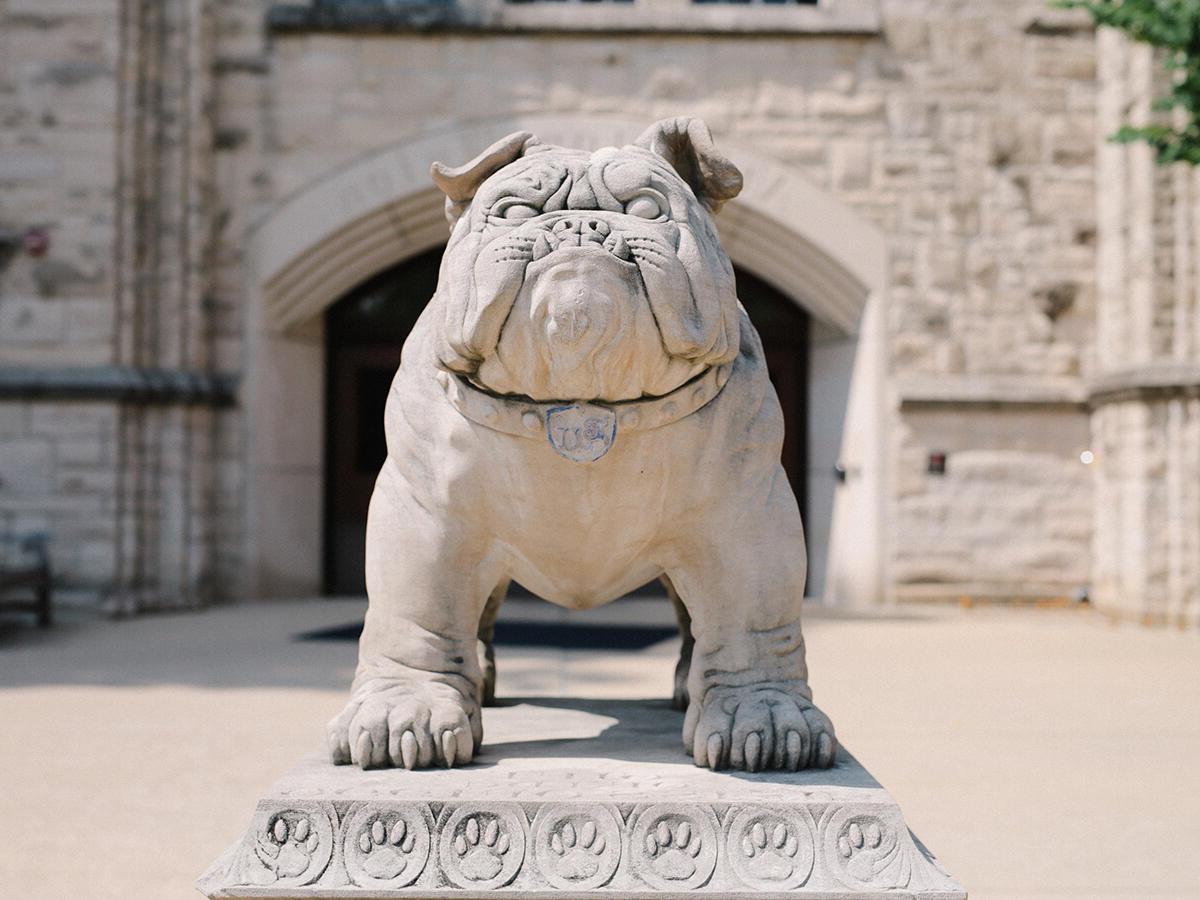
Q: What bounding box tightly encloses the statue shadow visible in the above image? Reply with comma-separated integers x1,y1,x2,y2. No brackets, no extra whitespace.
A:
470,695,881,790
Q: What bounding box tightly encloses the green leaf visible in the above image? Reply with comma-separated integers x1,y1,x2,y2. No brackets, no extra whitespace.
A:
1060,0,1200,165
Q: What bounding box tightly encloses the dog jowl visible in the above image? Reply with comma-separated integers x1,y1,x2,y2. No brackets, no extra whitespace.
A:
327,117,837,773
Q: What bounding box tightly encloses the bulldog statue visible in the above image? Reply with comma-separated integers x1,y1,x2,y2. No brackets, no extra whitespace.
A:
327,118,837,773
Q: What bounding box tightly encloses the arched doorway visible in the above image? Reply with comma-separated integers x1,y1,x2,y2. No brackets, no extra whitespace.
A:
322,250,811,596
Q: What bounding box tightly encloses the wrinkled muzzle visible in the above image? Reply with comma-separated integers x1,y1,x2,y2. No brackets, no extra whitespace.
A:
438,210,738,401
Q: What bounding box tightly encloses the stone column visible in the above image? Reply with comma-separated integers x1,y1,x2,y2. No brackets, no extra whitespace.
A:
1091,27,1200,628
110,0,220,612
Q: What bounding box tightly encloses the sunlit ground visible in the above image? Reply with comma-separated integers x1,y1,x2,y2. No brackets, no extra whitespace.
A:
0,597,1196,899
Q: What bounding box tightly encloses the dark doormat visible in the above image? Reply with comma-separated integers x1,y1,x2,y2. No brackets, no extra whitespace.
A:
295,619,678,651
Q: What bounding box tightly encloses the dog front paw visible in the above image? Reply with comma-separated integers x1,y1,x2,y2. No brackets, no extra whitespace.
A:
327,677,481,770
686,684,836,771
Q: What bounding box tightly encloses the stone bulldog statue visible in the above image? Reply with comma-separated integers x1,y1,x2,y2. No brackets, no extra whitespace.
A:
328,118,837,773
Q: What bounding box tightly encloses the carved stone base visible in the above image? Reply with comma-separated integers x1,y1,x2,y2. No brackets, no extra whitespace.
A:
198,699,965,898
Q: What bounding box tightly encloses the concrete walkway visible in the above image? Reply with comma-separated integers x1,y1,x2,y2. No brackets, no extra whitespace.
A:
0,598,1196,899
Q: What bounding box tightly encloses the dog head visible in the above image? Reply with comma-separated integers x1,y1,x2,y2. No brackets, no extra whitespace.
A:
430,118,743,402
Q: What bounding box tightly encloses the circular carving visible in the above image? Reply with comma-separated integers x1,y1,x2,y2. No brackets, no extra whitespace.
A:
725,808,815,890
824,807,909,891
629,804,718,891
531,804,622,890
342,803,433,888
248,804,335,887
437,805,527,889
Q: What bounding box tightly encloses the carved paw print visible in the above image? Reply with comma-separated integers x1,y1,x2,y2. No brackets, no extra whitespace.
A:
357,817,417,880
549,819,606,881
838,819,886,881
644,819,702,882
255,815,319,879
741,821,801,881
454,816,511,882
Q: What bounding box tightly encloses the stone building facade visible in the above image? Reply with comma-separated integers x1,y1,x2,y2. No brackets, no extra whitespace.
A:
0,0,1194,627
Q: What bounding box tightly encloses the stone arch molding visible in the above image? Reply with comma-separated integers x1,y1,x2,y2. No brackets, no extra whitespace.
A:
252,114,886,334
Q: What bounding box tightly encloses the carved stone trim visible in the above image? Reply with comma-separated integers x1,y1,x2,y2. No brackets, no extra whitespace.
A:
725,806,817,890
235,802,337,888
205,798,963,897
531,803,623,890
265,1,883,37
342,803,434,889
1087,363,1200,406
437,803,528,889
0,365,238,407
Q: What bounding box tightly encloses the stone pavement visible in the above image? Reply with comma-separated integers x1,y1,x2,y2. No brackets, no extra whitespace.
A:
0,597,1196,899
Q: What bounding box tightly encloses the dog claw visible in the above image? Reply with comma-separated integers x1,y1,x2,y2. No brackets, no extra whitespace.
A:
706,734,724,770
400,731,418,769
355,732,374,769
441,730,457,768
785,730,802,770
328,729,350,765
744,732,762,772
818,732,834,767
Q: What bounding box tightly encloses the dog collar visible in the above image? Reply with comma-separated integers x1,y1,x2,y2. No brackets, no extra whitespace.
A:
438,363,732,463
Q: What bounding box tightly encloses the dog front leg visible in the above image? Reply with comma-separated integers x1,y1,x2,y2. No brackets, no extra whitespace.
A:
327,462,506,770
668,469,837,772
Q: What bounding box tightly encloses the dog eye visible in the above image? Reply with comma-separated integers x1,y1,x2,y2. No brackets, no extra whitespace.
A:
497,201,540,220
624,195,663,219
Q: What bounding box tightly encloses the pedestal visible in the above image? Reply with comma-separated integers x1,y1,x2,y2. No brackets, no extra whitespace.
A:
199,698,965,898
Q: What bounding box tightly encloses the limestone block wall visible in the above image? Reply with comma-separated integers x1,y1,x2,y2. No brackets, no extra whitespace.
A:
0,401,121,604
892,405,1092,601
0,1,123,602
245,0,1098,602
0,0,236,609
0,0,120,366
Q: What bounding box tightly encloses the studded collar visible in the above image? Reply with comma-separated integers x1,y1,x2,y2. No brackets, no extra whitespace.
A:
439,363,732,460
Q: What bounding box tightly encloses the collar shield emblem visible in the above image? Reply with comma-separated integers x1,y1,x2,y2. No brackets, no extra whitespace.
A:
545,404,617,462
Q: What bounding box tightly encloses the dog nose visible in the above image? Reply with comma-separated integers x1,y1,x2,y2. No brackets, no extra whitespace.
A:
551,217,610,244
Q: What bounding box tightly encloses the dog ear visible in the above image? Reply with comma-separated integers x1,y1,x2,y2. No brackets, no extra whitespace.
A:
431,131,540,228
635,117,743,214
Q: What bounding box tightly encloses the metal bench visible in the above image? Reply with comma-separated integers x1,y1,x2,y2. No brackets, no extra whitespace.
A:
0,533,51,627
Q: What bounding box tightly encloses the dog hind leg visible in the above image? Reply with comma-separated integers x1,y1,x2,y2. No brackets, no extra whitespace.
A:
662,574,693,711
477,578,509,706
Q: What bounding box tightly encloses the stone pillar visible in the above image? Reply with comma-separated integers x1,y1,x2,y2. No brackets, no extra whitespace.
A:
1091,28,1200,628
110,0,220,612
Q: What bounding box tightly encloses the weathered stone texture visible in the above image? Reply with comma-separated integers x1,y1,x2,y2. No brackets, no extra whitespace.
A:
0,401,119,601
1090,29,1200,628
0,3,120,365
893,405,1092,601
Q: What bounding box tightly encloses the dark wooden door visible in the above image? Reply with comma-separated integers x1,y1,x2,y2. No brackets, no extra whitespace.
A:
323,247,443,595
323,253,808,595
736,268,809,516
